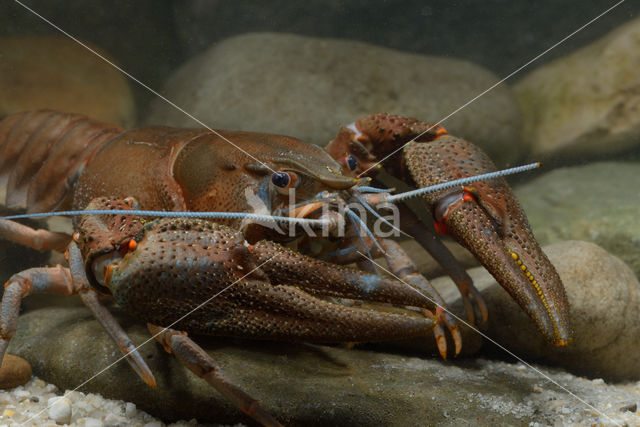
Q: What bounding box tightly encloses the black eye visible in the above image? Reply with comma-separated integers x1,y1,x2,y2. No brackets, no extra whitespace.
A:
271,172,291,188
345,155,358,171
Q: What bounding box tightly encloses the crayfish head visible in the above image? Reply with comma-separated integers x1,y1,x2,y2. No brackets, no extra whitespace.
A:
75,197,147,294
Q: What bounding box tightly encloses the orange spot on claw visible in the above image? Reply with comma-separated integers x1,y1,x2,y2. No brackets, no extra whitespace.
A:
128,239,137,251
72,231,80,242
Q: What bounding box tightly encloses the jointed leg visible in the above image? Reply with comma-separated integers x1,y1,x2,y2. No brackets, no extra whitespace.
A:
0,242,155,387
398,203,488,325
0,265,73,361
148,324,283,427
0,218,71,252
378,239,462,357
66,242,156,386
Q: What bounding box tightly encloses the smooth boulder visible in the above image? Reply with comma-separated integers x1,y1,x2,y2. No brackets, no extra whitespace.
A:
514,16,640,159
515,161,640,279
436,241,640,381
0,36,135,127
145,32,523,166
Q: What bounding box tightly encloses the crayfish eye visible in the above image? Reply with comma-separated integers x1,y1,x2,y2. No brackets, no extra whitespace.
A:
345,155,358,171
271,171,291,188
270,171,299,195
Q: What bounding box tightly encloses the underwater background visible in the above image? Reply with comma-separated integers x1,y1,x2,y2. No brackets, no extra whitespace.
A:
1,1,640,425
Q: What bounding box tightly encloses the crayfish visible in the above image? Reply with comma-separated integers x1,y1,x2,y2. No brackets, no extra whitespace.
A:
0,110,570,426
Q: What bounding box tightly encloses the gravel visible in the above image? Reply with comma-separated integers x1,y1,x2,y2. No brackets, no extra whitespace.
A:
1,360,639,426
0,377,202,426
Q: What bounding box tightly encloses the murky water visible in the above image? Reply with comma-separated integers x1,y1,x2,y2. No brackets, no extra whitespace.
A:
1,1,639,425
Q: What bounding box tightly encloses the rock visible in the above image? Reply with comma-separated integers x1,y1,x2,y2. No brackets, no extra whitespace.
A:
0,294,582,425
435,241,640,381
145,32,523,166
514,16,640,160
0,354,32,389
514,162,640,279
171,1,631,80
0,36,135,127
3,242,640,423
48,396,72,425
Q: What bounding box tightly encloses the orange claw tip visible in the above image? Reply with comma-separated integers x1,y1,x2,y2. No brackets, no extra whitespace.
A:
436,336,447,360
451,326,462,357
133,361,157,388
143,373,158,388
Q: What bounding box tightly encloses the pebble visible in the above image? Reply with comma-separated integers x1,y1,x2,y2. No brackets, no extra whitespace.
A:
125,402,136,417
82,417,103,427
47,396,72,425
0,354,32,389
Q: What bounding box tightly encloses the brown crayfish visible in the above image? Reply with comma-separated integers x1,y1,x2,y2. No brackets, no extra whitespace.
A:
0,110,570,426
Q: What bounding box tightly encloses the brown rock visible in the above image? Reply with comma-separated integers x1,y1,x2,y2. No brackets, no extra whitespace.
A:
0,36,135,127
0,354,32,389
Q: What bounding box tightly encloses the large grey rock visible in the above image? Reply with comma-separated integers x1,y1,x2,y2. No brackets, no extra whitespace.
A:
436,241,640,382
171,1,635,80
514,162,640,279
145,32,523,166
514,16,640,160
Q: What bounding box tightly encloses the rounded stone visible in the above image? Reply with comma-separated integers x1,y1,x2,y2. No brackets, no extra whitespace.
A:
0,36,135,127
436,240,640,381
145,32,523,166
514,16,640,160
514,162,640,280
0,354,32,389
47,396,72,424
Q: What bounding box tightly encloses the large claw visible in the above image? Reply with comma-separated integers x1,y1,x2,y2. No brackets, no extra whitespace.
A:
327,114,571,346
405,137,571,345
